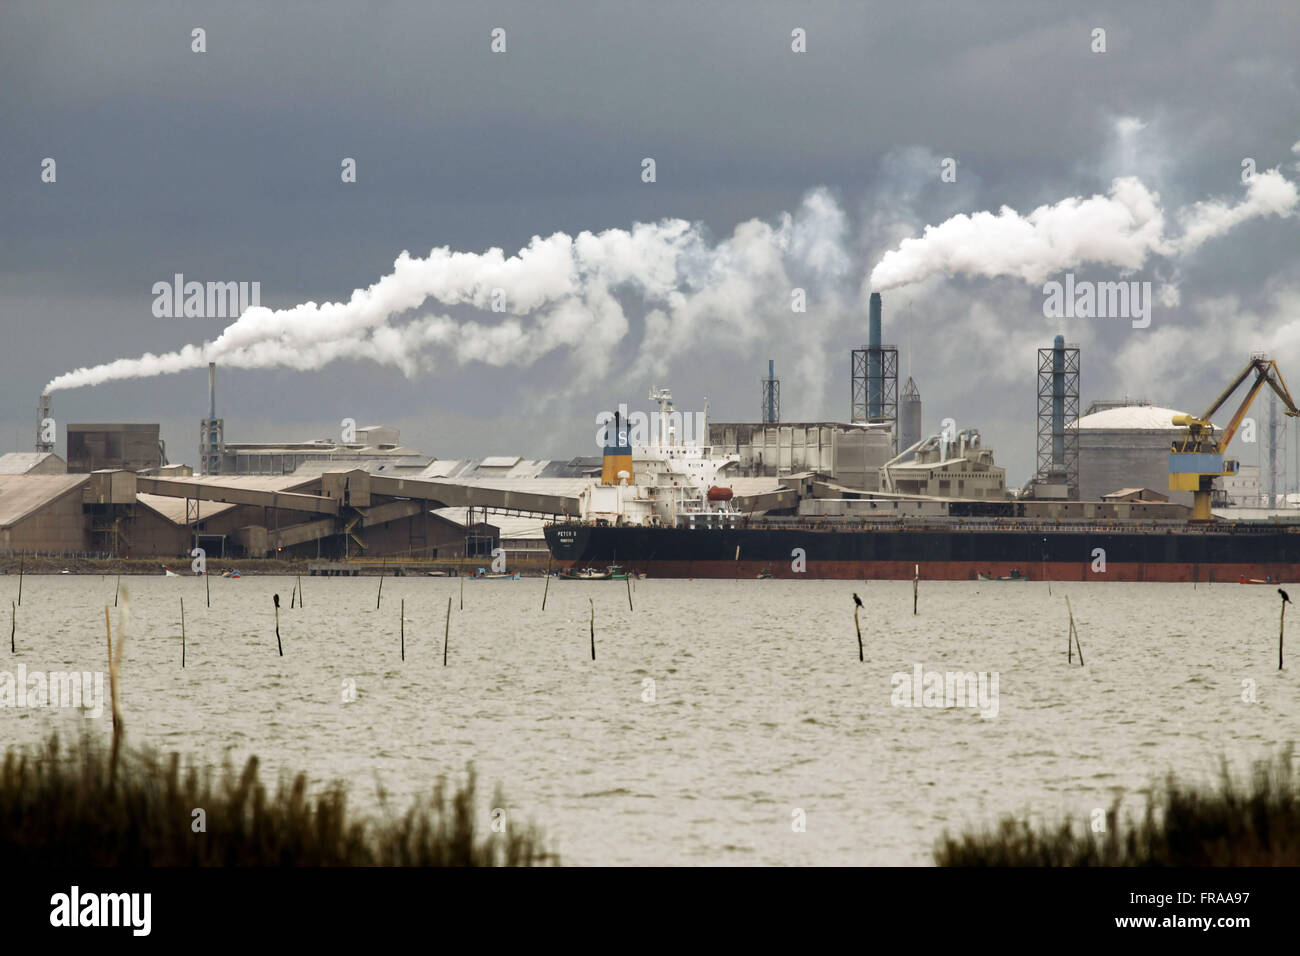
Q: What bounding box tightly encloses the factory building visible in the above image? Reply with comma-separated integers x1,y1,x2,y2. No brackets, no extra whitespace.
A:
1073,403,1194,506
67,424,164,473
211,427,426,476
0,474,92,554
879,430,1006,499
708,423,893,490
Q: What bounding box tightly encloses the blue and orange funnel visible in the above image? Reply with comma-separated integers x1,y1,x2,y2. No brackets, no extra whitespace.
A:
601,409,634,485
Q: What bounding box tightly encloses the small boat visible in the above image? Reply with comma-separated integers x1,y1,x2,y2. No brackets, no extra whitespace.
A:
978,569,1028,582
756,566,773,580
1239,575,1278,585
471,568,521,580
560,565,629,580
162,566,181,577
222,569,241,579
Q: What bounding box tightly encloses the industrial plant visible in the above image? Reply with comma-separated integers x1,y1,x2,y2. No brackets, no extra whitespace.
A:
5,292,1300,576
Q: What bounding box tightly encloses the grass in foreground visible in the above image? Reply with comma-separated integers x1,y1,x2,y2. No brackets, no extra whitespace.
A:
0,734,556,866
935,748,1300,866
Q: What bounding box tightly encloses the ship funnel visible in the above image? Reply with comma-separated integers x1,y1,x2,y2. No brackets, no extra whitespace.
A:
601,407,634,486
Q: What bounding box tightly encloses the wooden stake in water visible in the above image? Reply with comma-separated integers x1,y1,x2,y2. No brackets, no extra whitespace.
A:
376,569,384,610
853,593,863,662
443,596,451,667
180,596,186,668
626,573,633,611
9,601,14,654
114,574,120,608
912,565,919,616
1066,595,1084,666
273,593,283,656
459,573,464,610
205,570,210,608
400,598,405,661
297,573,303,608
542,556,552,610
1279,588,1291,670
17,555,23,606
589,598,596,660
290,581,296,609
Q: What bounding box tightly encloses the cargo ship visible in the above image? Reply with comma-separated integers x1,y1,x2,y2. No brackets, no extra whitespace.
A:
546,382,1300,582
545,516,1300,582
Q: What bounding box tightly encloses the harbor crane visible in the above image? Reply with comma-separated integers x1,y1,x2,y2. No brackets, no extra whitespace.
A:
1169,354,1300,521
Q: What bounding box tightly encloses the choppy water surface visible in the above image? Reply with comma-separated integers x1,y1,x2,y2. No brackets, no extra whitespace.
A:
2,574,1296,865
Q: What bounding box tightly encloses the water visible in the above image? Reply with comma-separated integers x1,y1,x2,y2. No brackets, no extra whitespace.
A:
2,574,1295,865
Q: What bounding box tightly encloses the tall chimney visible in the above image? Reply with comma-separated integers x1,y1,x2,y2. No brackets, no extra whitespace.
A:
1051,334,1065,472
208,362,216,420
36,393,53,453
867,292,883,421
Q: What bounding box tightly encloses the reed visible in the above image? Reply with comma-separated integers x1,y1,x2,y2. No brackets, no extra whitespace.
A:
0,733,555,867
935,748,1300,866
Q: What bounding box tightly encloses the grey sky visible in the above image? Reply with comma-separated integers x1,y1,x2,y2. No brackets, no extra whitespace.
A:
3,0,1299,484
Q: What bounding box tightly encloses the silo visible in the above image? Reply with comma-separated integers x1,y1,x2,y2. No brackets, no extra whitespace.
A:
899,377,922,454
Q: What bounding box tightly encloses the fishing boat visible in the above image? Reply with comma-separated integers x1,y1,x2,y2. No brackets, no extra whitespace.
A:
471,568,521,580
1239,575,1279,584
560,565,629,580
222,569,241,579
977,569,1028,582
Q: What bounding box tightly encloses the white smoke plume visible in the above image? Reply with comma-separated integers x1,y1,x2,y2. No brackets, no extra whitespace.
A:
869,168,1297,291
45,189,854,395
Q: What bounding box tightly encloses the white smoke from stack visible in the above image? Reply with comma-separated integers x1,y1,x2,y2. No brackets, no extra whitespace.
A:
868,168,1297,292
44,189,853,396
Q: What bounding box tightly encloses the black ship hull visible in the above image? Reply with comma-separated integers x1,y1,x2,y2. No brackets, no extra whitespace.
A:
544,521,1300,581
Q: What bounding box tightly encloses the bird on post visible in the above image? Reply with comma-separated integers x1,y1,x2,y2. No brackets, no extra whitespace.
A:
1280,589,1291,604
853,593,864,608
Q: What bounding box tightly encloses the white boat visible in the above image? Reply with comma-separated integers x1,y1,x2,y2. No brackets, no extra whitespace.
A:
162,566,181,577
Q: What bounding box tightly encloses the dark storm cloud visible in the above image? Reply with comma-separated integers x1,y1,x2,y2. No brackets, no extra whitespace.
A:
2,0,1298,483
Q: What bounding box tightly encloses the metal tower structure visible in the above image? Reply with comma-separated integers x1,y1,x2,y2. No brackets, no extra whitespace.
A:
1267,392,1287,508
1035,335,1080,498
761,359,780,424
851,293,898,434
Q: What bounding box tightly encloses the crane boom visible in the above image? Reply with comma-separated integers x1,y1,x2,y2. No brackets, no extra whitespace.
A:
1169,356,1300,521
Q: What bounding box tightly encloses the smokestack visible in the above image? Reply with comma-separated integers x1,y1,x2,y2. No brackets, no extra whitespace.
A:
208,362,216,420
1052,334,1065,472
868,293,883,421
768,359,775,424
35,393,53,453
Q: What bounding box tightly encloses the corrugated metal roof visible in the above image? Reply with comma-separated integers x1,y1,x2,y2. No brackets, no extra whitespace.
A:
1073,405,1190,430
136,494,241,525
0,452,62,475
0,475,89,527
158,475,320,492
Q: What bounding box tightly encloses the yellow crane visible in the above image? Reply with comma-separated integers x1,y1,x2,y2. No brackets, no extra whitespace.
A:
1170,355,1300,521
